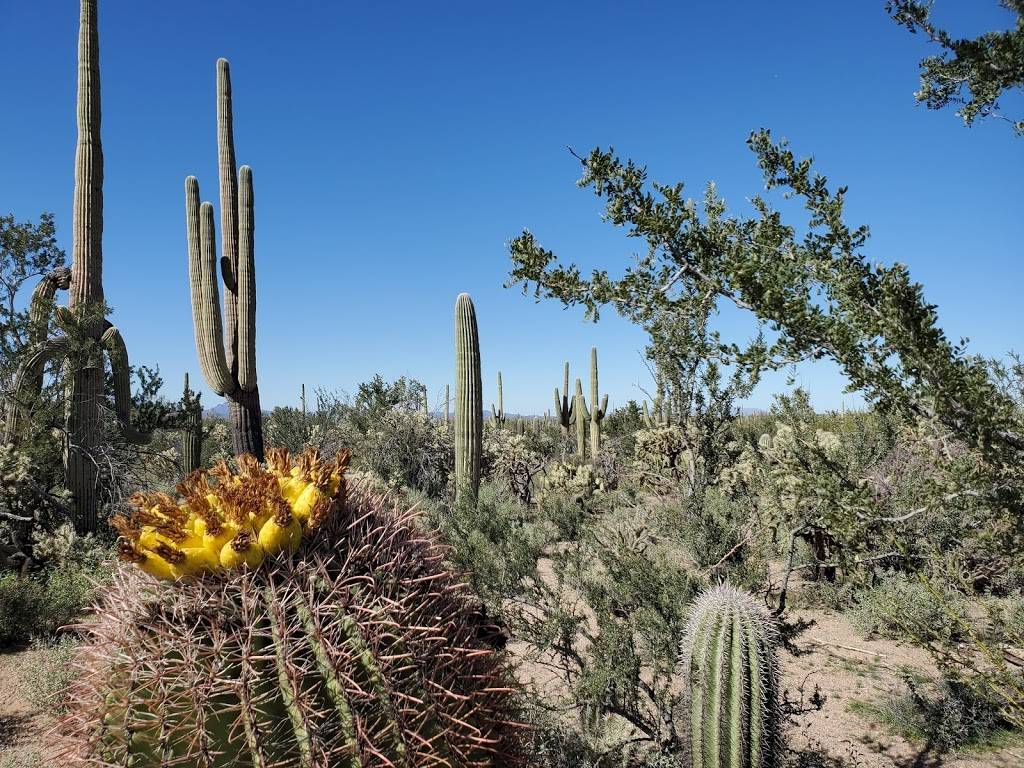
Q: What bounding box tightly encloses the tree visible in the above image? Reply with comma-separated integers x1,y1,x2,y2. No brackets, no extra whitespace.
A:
887,0,1024,135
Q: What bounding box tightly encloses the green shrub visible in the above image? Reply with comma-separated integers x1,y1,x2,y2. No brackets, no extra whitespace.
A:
359,409,453,497
850,573,969,644
0,572,45,646
868,672,1011,752
20,635,79,713
0,751,45,768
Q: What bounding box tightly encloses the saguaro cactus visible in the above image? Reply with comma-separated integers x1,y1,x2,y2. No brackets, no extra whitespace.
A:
455,293,482,501
185,58,264,461
492,371,506,427
444,383,450,425
180,373,203,474
683,584,781,768
553,362,571,434
569,378,588,458
589,347,608,455
5,0,149,533
643,397,671,428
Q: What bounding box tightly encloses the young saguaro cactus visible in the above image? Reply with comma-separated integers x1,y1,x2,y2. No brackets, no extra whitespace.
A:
185,58,264,461
5,0,150,533
589,347,608,456
180,372,203,474
492,371,506,428
60,451,524,766
455,293,483,501
569,378,588,458
683,584,781,768
643,397,670,428
552,362,571,434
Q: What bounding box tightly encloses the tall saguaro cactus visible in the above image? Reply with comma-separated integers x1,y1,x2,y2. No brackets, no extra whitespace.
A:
454,293,482,501
492,371,506,427
569,378,588,458
553,362,571,434
444,383,450,425
185,59,264,461
683,584,781,768
180,373,203,474
5,0,149,533
589,347,608,455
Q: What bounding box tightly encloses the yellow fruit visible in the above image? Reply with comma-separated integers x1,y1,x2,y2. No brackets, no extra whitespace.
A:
277,475,305,506
219,532,265,569
258,512,302,557
291,483,326,524
327,472,342,497
174,546,220,576
137,550,177,580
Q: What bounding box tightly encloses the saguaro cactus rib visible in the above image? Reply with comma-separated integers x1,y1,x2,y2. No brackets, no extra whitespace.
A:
185,59,264,461
455,293,482,501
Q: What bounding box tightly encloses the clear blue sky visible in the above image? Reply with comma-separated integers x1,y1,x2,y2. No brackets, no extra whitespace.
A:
1,1,1020,415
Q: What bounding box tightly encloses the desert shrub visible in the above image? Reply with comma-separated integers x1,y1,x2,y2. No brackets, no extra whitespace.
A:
20,634,79,713
358,409,453,497
871,672,1011,752
0,572,45,646
985,594,1024,645
603,401,645,456
0,752,45,768
850,573,969,644
632,426,690,486
422,481,546,609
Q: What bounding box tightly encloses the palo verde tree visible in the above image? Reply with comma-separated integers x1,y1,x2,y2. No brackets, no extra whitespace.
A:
5,0,151,534
507,134,1024,721
887,0,1024,135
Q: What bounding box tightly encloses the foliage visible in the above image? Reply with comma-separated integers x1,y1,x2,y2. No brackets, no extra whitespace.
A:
359,408,453,497
20,634,80,713
537,460,605,510
849,573,969,644
483,426,543,503
887,0,1024,135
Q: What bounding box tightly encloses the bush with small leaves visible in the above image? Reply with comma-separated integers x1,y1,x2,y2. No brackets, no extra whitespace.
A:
20,635,80,713
850,573,970,644
483,427,543,503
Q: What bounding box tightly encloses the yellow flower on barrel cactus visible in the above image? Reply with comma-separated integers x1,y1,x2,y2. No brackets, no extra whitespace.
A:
112,447,350,580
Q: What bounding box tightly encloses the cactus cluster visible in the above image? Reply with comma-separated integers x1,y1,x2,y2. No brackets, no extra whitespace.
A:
682,584,780,768
4,0,150,533
185,57,264,461
61,459,524,767
454,293,483,501
112,447,348,580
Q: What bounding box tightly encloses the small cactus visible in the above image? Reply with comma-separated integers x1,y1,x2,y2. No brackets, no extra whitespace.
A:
682,584,781,768
492,371,506,428
588,347,608,455
552,362,571,434
180,372,203,474
569,378,588,458
455,293,483,501
642,397,671,428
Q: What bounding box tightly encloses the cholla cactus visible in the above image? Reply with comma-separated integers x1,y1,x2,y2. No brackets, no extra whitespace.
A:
633,425,693,486
59,448,524,766
483,428,541,503
682,584,781,768
537,460,604,506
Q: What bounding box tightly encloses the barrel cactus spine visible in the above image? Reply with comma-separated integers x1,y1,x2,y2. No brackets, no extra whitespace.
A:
59,449,524,766
589,347,608,456
185,57,264,461
5,0,150,533
455,293,482,501
492,371,506,428
181,372,203,473
569,377,588,458
683,583,781,768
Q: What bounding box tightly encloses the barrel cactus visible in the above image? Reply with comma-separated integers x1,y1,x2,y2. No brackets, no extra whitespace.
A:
58,447,523,766
682,584,781,768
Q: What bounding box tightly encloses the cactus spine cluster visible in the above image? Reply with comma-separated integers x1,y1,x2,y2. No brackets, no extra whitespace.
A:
185,58,264,461
455,293,482,501
61,456,523,766
492,371,506,427
553,362,571,434
4,0,150,533
181,372,203,474
589,347,608,455
683,584,781,768
569,378,588,457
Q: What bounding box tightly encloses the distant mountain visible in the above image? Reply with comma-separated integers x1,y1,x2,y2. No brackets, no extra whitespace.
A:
203,401,232,419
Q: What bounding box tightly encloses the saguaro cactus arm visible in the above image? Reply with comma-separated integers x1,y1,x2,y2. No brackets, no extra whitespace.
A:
28,268,71,344
186,178,233,396
4,337,72,444
236,165,257,392
99,325,151,445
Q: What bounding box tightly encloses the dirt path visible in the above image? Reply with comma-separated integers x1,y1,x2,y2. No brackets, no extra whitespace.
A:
0,647,49,766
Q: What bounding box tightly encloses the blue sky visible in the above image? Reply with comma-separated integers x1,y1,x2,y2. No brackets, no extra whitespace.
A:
1,1,1020,415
